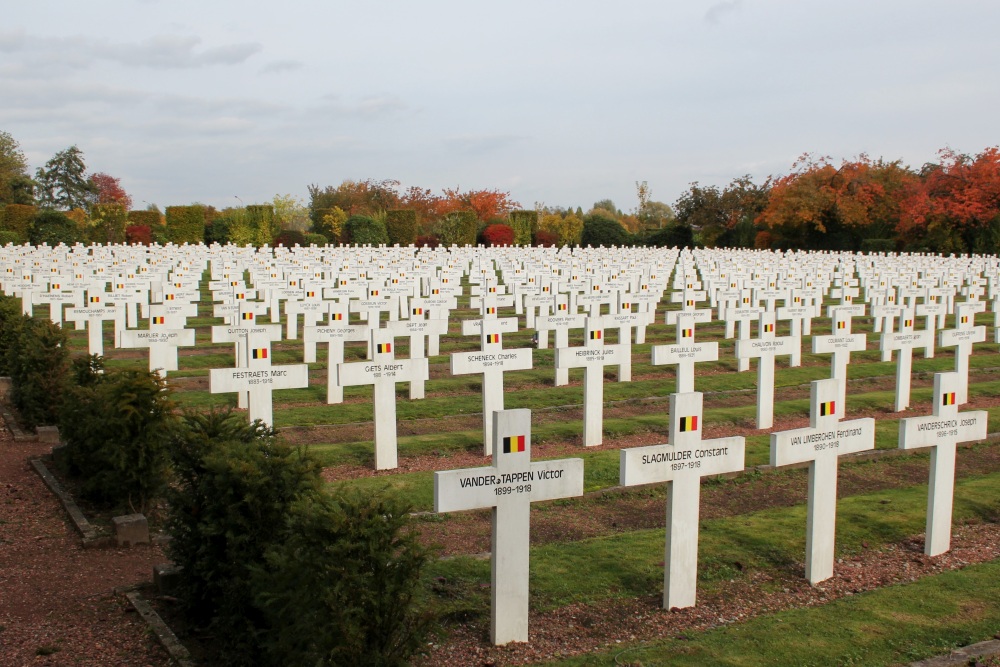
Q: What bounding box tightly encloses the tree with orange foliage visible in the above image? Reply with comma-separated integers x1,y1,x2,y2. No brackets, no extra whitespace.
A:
438,187,519,222
898,147,1000,253
757,154,917,250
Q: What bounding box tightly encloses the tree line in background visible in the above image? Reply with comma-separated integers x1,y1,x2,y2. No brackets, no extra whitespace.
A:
3,130,1000,253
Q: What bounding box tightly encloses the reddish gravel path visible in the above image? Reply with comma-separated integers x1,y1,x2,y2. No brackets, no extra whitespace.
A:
0,419,172,667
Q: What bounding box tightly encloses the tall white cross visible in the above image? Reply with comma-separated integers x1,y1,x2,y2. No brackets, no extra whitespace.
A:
619,392,744,609
652,311,719,393
899,372,988,556
812,307,867,417
880,310,932,412
554,318,626,447
734,312,796,429
770,378,875,584
383,299,449,399
337,330,429,470
451,317,533,455
208,339,309,428
302,308,368,404
937,302,986,405
434,409,584,645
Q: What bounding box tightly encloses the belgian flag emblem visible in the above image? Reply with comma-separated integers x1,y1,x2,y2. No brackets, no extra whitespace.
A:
904,319,913,328
231,281,239,286
678,415,698,432
236,293,245,299
442,278,449,283
252,348,268,359
331,313,343,320
543,286,550,292
370,290,379,296
289,281,297,287
412,307,423,316
837,321,846,329
116,283,124,290
819,400,835,416
846,295,853,302
306,291,315,297
961,315,969,324
175,282,183,288
743,297,750,304
687,283,693,289
686,299,695,307
242,312,254,321
377,343,392,354
486,307,496,315
794,296,801,304
622,302,630,310
432,289,440,294
503,434,526,453
764,323,774,333
641,284,648,290
590,330,602,340
166,294,175,301
489,287,496,293
682,328,693,338
558,303,567,311
89,296,100,303
152,316,165,325
486,333,500,344
593,285,600,292
52,283,60,290
942,392,956,406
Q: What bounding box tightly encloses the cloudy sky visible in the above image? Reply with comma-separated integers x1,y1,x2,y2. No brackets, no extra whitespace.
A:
3,1,999,213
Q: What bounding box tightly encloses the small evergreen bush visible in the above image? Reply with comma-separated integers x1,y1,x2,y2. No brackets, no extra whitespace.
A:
8,315,68,427
59,361,176,512
29,210,81,245
508,210,538,246
385,209,417,245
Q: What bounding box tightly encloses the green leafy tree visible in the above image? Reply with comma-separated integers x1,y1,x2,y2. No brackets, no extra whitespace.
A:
580,213,632,246
35,145,98,210
345,214,389,245
29,210,81,245
0,131,35,205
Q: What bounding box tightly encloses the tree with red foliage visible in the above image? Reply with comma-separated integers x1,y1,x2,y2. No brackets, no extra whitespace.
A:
898,147,1000,252
88,172,133,211
481,223,514,246
125,225,152,245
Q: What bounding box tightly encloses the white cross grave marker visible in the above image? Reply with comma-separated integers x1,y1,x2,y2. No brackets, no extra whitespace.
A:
899,372,988,556
553,318,625,447
938,302,986,406
734,312,796,429
770,378,875,584
880,310,932,412
620,392,745,609
337,330,429,470
434,409,584,645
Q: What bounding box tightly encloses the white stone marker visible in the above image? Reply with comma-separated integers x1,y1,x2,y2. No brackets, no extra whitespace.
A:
209,347,309,428
535,301,585,387
652,312,719,393
770,378,875,584
64,297,116,356
434,409,584,645
384,300,448,400
119,323,195,378
451,318,533,455
734,313,796,429
938,302,986,406
554,319,625,447
302,315,368,404
337,330,429,470
812,308,867,417
724,303,763,372
880,311,932,412
899,372,988,557
619,392,745,609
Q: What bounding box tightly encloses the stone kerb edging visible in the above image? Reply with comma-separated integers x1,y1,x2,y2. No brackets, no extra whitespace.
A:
908,634,1000,667
28,457,109,547
124,590,195,667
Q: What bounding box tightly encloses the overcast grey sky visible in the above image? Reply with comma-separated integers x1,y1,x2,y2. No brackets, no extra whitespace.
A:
3,1,999,213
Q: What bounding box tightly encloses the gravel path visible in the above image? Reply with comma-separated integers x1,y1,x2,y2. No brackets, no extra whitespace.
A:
0,416,172,666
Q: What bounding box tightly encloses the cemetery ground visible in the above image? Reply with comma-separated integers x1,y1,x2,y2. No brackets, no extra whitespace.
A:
13,284,1000,666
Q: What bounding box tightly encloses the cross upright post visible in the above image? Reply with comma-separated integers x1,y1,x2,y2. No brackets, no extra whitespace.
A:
899,372,988,556
434,409,584,645
620,392,744,609
770,378,875,584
